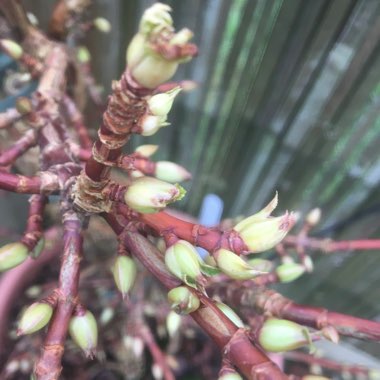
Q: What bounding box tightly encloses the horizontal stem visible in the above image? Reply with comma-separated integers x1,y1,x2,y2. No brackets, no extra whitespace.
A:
140,211,247,254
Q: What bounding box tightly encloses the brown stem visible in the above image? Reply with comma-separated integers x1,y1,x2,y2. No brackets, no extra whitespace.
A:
0,129,37,166
218,285,380,342
284,351,376,377
62,95,93,149
20,194,47,251
34,209,85,380
139,211,248,254
0,169,59,194
284,236,380,253
0,227,61,366
139,324,176,380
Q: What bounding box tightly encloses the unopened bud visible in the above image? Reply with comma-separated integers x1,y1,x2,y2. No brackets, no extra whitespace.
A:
124,177,185,213
148,87,181,116
215,302,244,328
303,255,314,272
165,240,202,285
259,318,311,352
135,144,159,157
69,310,98,358
30,238,45,259
155,161,191,183
15,96,33,115
167,286,200,314
166,310,181,336
0,39,23,60
0,242,28,272
17,302,53,335
152,363,164,380
112,255,137,298
321,325,339,344
276,262,305,283
247,258,274,272
27,12,39,26
170,28,193,45
99,307,114,326
218,373,243,380
141,115,169,136
214,249,266,280
234,194,294,253
306,208,322,226
77,46,91,64
93,17,111,33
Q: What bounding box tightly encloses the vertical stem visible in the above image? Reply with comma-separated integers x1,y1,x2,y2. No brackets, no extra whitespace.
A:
34,208,85,380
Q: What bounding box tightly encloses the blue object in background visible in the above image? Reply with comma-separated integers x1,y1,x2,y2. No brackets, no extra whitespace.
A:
197,194,224,259
0,53,37,110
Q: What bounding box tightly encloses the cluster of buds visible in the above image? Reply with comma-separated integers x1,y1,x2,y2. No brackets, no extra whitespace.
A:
140,87,181,136
112,254,137,298
233,193,295,253
126,3,196,89
124,176,185,213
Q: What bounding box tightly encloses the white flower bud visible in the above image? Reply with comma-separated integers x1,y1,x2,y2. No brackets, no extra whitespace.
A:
155,161,191,183
0,39,23,60
141,115,169,136
148,87,181,116
306,208,322,226
135,144,159,157
276,262,305,283
124,177,185,213
112,255,137,298
93,17,111,33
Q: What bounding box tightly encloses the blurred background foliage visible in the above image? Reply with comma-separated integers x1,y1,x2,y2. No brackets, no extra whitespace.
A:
1,0,379,364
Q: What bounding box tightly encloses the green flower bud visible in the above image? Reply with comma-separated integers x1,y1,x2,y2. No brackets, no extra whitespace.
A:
258,318,311,352
276,262,305,283
234,194,295,253
148,87,181,116
0,242,28,272
124,177,185,213
165,241,202,285
215,302,244,328
167,286,200,314
306,208,322,226
126,4,194,89
214,249,266,280
77,46,91,64
218,373,243,380
247,258,274,272
93,17,111,33
69,310,98,358
17,302,53,335
15,96,33,115
30,238,45,259
155,161,191,183
0,39,23,60
135,144,159,157
166,310,182,336
112,255,137,298
140,115,169,136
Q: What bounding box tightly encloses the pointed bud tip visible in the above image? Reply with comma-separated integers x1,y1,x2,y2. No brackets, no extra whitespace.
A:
155,161,191,183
